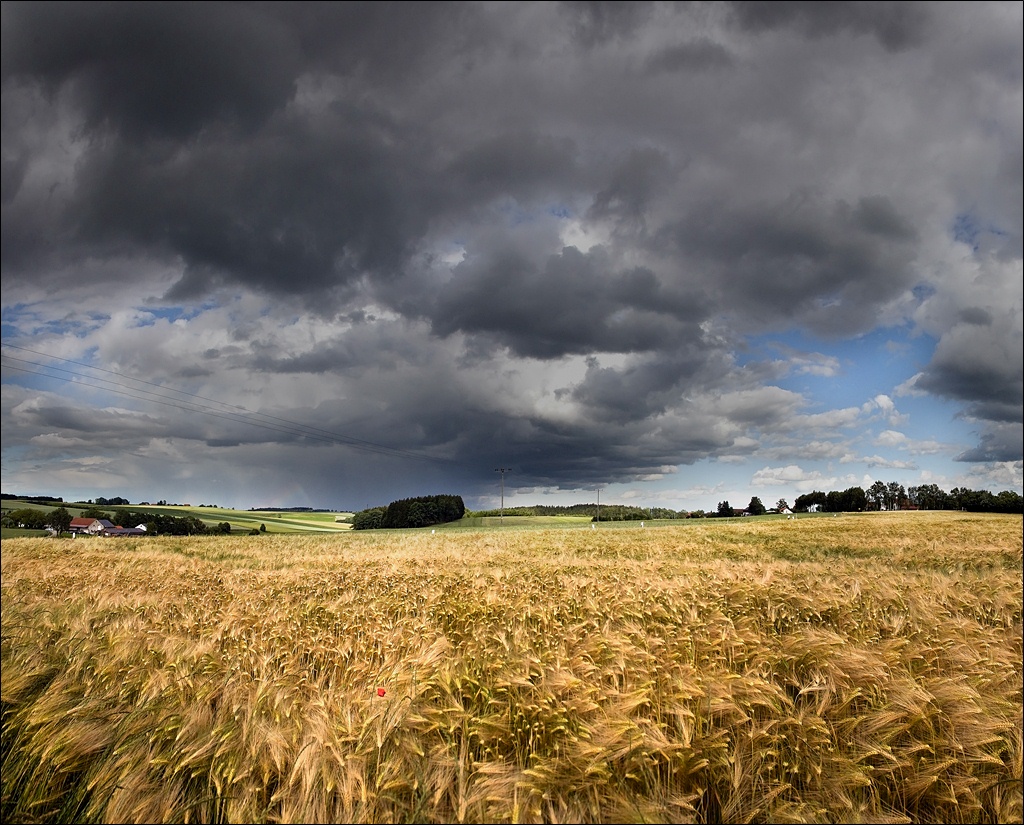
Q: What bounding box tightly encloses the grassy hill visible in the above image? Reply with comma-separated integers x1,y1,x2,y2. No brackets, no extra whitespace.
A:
0,498,353,537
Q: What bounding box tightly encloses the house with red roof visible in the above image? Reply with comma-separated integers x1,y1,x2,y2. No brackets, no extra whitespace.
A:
68,517,114,535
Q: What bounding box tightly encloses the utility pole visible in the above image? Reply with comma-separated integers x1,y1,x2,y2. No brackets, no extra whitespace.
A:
596,487,602,525
494,468,511,524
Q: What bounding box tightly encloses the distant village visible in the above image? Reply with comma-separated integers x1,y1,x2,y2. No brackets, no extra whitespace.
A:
65,516,148,538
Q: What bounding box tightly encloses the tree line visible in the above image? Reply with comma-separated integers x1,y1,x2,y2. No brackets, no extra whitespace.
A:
468,503,687,521
352,494,466,530
1,505,213,536
793,482,1023,514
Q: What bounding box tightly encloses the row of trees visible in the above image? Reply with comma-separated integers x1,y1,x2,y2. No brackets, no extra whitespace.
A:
1,506,213,536
1,493,64,504
714,497,770,517
469,503,688,521
85,507,213,535
2,506,74,533
793,488,868,513
352,494,466,530
793,482,1023,514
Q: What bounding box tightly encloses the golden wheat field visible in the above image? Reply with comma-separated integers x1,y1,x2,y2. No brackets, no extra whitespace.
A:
2,512,1021,824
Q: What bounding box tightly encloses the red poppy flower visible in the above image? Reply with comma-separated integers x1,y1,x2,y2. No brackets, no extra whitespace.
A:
377,687,386,697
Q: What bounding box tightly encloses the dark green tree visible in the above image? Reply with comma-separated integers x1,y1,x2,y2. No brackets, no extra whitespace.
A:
352,507,386,530
794,491,827,512
994,490,1024,513
380,494,466,528
7,508,49,529
867,480,887,510
885,481,906,511
747,496,766,516
47,506,72,535
717,500,734,517
908,484,948,510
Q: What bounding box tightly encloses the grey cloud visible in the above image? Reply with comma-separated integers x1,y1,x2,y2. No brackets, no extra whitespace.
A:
919,363,1023,421
958,307,994,327
0,2,481,302
728,1,930,52
2,1,1020,499
8,393,167,446
1,2,478,140
963,401,1024,425
956,422,1024,464
663,193,919,335
915,318,1023,423
587,147,676,232
569,350,718,424
1,1,301,140
65,106,431,306
444,132,582,206
444,409,730,490
644,39,734,75
430,244,708,359
249,321,433,376
1,152,28,206
560,1,654,48
913,310,1023,468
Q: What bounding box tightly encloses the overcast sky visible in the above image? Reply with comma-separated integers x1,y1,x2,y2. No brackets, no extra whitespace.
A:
2,1,1021,513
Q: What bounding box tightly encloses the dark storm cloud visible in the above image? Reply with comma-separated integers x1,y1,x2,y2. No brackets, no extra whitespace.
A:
95,113,427,302
1,1,301,139
663,193,919,335
2,0,1021,504
4,90,435,304
430,244,708,359
0,0,922,328
917,353,1023,427
956,423,1023,464
1,1,476,138
0,1,474,304
643,39,735,75
728,1,930,52
958,307,994,327
560,1,655,48
444,132,582,206
587,147,676,232
913,303,1023,468
569,349,723,425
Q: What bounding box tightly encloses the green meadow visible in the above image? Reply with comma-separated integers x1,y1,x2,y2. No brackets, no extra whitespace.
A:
1,499,352,538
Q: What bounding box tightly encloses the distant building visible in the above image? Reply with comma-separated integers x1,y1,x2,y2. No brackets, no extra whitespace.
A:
68,517,114,535
102,525,148,537
68,517,147,536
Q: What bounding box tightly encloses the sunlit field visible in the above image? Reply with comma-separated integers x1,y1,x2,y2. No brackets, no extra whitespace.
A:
2,512,1021,824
